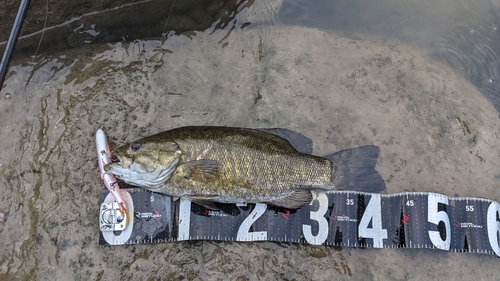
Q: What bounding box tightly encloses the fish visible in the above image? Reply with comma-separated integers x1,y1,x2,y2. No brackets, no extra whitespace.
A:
104,126,385,209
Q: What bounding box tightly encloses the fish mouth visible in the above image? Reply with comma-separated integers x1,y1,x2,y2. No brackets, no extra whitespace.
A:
110,154,119,163
106,153,133,170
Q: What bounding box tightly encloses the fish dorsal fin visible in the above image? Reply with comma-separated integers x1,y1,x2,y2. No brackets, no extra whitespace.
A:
179,160,221,180
267,189,313,209
257,128,313,154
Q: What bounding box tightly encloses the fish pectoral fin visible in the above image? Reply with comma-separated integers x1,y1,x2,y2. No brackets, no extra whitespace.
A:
267,189,313,209
180,160,221,180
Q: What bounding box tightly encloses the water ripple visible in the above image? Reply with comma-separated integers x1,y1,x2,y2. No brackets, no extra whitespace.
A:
431,5,500,113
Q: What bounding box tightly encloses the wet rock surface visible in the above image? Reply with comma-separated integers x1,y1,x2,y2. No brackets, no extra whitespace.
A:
0,0,254,59
0,1,499,280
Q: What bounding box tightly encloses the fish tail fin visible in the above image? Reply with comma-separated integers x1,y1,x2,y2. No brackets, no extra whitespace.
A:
325,145,386,193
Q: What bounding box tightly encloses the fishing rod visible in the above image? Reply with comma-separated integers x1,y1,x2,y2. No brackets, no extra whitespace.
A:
0,0,31,90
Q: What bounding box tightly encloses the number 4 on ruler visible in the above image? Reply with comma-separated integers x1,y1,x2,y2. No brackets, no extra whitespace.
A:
358,194,388,248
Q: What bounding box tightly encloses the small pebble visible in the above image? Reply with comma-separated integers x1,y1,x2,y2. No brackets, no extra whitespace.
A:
5,93,11,99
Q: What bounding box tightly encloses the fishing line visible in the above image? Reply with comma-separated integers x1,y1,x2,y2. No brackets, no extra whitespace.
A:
32,0,49,61
161,0,176,41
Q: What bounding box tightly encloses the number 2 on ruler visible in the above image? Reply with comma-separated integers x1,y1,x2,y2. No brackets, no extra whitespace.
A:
237,203,267,241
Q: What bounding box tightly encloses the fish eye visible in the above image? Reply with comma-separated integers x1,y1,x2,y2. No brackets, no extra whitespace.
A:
131,143,141,151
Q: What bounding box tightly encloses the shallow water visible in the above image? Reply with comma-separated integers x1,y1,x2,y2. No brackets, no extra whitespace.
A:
1,0,500,280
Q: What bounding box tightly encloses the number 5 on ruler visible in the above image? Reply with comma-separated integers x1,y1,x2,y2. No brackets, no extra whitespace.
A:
427,193,450,250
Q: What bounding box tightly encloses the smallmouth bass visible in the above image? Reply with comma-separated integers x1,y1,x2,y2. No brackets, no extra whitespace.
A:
104,126,385,209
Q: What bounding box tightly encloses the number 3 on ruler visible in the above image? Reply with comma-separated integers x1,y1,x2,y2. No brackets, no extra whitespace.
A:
303,191,329,245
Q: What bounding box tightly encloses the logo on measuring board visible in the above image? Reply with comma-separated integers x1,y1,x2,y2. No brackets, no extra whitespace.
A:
203,210,229,217
135,210,161,220
455,221,483,228
332,215,357,222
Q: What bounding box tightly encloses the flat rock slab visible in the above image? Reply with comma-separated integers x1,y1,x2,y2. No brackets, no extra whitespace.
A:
0,24,499,280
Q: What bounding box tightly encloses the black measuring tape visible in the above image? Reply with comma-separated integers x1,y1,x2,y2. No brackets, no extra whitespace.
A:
98,189,500,257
